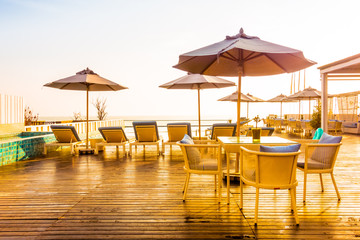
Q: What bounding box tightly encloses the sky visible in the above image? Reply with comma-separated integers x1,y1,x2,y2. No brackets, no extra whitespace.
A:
1,0,360,121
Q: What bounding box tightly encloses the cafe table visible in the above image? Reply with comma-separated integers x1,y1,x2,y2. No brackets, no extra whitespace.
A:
217,136,299,204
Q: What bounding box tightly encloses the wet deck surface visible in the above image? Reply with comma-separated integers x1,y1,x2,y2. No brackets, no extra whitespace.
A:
0,133,359,239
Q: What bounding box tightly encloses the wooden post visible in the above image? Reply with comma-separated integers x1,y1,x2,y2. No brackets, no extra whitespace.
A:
321,73,328,132
197,87,201,139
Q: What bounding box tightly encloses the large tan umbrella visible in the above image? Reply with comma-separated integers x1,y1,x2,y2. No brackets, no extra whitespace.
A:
44,68,128,151
288,87,322,119
174,28,316,136
159,73,235,139
218,91,264,119
267,93,295,119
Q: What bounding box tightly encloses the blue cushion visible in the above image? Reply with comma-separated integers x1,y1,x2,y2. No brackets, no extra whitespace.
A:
318,132,342,144
260,144,301,153
180,134,194,144
312,128,323,140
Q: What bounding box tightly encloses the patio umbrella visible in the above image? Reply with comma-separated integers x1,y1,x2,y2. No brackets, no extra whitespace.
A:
266,93,295,119
44,68,128,150
218,92,264,119
287,87,321,119
173,28,316,136
159,73,235,139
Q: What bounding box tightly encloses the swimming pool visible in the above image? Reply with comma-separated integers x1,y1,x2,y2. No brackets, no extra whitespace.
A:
0,132,56,166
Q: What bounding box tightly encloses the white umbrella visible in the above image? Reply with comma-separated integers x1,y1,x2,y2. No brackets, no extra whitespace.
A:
159,73,235,139
174,28,316,136
44,68,128,150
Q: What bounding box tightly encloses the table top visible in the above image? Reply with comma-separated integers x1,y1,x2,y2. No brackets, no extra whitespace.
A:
218,136,298,145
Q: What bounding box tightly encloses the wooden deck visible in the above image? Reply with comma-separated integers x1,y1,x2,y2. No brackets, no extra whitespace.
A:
0,133,359,239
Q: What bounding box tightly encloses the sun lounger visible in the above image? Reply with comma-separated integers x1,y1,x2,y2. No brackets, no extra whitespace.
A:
162,122,192,155
94,127,129,157
130,121,162,156
44,125,84,155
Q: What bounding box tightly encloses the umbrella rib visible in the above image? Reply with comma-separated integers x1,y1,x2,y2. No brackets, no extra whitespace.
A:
263,53,288,72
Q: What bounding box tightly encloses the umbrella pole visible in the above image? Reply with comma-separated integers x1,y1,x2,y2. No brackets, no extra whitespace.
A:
298,100,301,120
280,102,283,119
236,73,242,137
247,102,249,119
86,88,89,149
197,88,201,139
309,98,311,120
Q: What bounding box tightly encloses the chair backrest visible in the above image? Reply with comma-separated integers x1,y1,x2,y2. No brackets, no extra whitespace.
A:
167,122,192,141
50,125,81,143
240,146,300,188
309,143,342,169
98,127,128,143
210,123,237,140
246,127,274,137
133,121,159,142
178,142,221,171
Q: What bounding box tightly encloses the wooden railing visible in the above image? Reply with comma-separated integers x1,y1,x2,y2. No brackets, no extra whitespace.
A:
24,119,125,134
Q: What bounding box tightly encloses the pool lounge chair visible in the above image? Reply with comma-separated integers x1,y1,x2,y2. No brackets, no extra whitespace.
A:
44,125,83,155
208,123,237,140
94,127,129,157
130,121,162,156
246,127,275,137
162,122,192,155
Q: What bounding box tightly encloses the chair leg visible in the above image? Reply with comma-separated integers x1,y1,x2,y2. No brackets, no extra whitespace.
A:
319,173,324,192
255,188,259,225
217,173,221,203
290,188,299,225
330,172,341,201
303,172,307,204
94,145,99,155
170,145,172,156
214,175,217,192
183,173,190,201
123,145,126,157
240,179,243,210
182,174,189,193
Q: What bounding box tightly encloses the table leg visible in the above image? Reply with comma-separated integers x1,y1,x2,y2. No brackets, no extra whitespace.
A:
227,152,230,205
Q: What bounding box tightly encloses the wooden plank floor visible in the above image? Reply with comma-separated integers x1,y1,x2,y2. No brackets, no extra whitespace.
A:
0,133,359,239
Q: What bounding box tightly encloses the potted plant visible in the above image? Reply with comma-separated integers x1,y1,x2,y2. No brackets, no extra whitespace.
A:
252,115,262,143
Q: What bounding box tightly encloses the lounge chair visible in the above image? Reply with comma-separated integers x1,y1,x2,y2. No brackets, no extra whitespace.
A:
44,125,83,155
130,121,162,156
239,145,301,225
297,133,342,203
246,127,274,137
177,135,222,203
208,123,237,140
94,127,129,157
162,122,192,155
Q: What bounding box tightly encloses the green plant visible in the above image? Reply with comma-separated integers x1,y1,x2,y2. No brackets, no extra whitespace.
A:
310,103,321,130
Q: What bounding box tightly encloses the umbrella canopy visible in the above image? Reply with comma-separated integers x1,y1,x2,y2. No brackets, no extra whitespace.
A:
287,87,321,119
267,93,295,118
173,28,316,136
218,91,263,118
44,68,128,149
159,73,235,138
